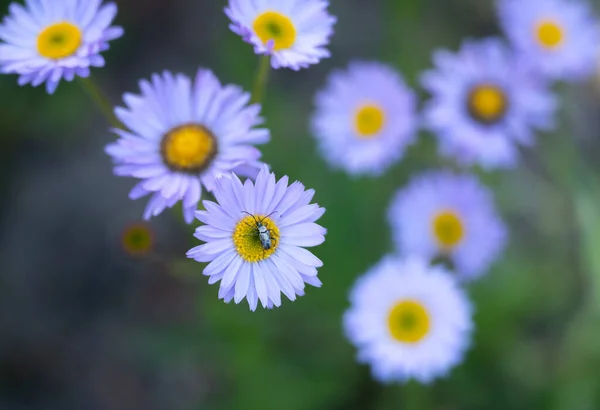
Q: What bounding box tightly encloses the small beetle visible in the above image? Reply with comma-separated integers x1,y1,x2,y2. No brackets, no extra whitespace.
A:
242,211,278,250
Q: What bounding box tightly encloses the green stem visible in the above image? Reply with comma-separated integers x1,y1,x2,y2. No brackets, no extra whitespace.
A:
402,381,431,410
77,75,124,129
251,55,271,105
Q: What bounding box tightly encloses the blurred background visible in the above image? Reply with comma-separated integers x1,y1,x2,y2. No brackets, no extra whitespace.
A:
2,0,600,409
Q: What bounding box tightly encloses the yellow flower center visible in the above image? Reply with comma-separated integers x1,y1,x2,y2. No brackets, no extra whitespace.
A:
37,22,82,59
160,124,217,173
388,300,431,343
233,214,280,262
432,210,464,249
467,84,508,124
121,223,154,256
535,19,564,49
253,11,297,51
354,104,386,138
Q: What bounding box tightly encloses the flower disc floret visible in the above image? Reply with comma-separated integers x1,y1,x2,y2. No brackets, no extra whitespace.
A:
0,0,123,94
253,11,297,51
161,124,217,173
233,214,279,262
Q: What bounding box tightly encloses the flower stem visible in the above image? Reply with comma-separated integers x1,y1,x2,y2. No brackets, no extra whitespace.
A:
77,75,124,129
251,55,271,105
402,381,431,410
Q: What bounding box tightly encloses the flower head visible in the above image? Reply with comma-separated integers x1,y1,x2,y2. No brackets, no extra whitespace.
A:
498,0,600,81
225,0,336,70
421,38,557,169
344,255,473,384
311,62,417,176
187,166,326,311
388,171,507,281
0,0,123,94
121,222,154,256
105,69,269,223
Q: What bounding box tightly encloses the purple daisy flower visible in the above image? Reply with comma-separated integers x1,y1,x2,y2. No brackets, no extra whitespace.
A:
0,0,123,94
498,0,600,81
344,255,473,384
187,166,327,311
225,0,336,70
387,170,507,281
105,69,270,224
311,61,418,176
421,38,557,169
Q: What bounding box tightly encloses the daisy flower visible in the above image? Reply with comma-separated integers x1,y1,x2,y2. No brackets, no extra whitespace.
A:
343,255,473,384
105,68,269,224
498,0,600,81
388,171,507,281
0,0,123,94
421,38,557,169
311,62,418,176
224,0,336,70
187,166,326,311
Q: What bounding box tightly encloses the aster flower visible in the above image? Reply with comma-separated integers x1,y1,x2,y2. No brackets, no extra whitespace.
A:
343,255,473,384
388,171,507,281
105,69,269,224
498,0,600,81
225,0,336,70
187,166,326,311
421,38,557,169
0,0,123,94
311,62,417,176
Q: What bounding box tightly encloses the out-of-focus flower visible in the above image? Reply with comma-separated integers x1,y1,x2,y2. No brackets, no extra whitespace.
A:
187,166,326,311
225,0,336,70
421,38,557,169
0,0,123,94
388,171,507,281
343,256,473,384
311,62,417,176
105,69,269,224
498,0,600,81
121,222,154,256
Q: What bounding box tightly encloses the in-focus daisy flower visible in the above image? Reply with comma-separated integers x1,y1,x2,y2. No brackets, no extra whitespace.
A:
311,62,417,176
388,171,507,281
224,0,336,70
105,69,269,224
187,166,326,311
344,255,473,384
421,38,557,169
498,0,600,81
0,0,123,94
121,222,154,256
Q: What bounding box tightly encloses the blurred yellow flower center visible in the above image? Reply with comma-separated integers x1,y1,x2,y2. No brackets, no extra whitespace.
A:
535,19,564,49
253,11,297,51
354,104,386,138
233,214,279,262
121,223,153,256
432,210,464,249
37,22,82,59
388,300,431,343
161,124,216,173
467,84,508,124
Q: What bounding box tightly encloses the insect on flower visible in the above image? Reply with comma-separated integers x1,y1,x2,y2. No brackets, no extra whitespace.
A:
241,211,279,251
